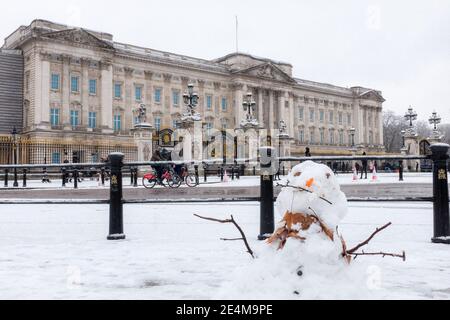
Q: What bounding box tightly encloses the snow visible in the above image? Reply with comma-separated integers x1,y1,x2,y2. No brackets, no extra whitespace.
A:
0,172,439,190
0,201,449,299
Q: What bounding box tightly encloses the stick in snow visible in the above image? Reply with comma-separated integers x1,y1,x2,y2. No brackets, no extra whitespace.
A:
194,214,255,258
346,222,392,254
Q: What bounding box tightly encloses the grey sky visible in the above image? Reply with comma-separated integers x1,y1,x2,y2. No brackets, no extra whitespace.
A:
1,0,449,123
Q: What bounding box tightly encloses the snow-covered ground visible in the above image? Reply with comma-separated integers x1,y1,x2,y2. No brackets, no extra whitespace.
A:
0,201,449,299
0,172,437,190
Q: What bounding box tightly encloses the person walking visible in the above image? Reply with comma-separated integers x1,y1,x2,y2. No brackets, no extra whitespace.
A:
305,147,311,157
360,152,368,179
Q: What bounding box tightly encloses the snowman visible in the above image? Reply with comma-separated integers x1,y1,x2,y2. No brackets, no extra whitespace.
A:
269,160,350,263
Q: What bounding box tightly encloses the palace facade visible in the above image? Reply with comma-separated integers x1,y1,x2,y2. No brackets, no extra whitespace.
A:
1,19,385,163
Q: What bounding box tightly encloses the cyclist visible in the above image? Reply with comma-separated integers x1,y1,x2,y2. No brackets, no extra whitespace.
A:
151,148,164,184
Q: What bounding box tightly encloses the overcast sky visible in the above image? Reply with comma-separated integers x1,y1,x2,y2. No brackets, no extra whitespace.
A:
1,0,449,123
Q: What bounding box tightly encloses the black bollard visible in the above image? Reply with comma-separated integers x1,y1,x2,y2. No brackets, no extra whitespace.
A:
101,167,105,186
430,144,450,244
107,152,126,240
258,147,275,240
13,167,18,187
133,168,138,187
4,169,8,187
194,165,199,185
22,168,27,187
73,170,78,189
203,165,207,182
253,166,256,176
282,165,286,176
231,166,235,180
130,167,134,185
399,160,404,181
220,167,224,182
236,165,240,179
61,168,66,187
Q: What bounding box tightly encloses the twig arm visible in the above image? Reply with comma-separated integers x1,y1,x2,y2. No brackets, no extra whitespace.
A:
194,214,255,259
346,222,392,254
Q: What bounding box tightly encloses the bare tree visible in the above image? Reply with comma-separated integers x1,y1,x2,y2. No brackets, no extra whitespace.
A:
439,123,450,144
383,110,408,153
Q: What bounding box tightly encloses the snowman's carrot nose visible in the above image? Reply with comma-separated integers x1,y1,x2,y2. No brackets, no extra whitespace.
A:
305,178,314,188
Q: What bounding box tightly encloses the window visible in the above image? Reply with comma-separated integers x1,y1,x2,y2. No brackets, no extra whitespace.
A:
369,132,373,145
320,129,324,144
51,152,60,164
89,79,97,95
309,109,315,122
114,83,122,99
51,74,60,90
71,76,79,93
206,122,213,134
113,115,121,132
329,130,334,144
172,119,178,129
319,110,324,123
206,95,212,110
88,112,96,128
154,88,161,103
299,107,304,121
299,130,304,143
172,91,180,106
154,117,161,130
135,86,142,101
329,111,334,124
70,110,79,127
339,131,344,144
50,108,59,126
347,114,352,125
310,130,315,144
338,112,343,125
221,98,227,111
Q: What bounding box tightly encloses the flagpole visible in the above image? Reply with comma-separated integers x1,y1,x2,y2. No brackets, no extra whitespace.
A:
235,15,238,53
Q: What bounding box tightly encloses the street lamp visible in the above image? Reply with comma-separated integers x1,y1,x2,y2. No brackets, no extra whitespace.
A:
404,106,418,128
428,111,441,131
349,127,356,147
183,83,199,116
11,126,18,187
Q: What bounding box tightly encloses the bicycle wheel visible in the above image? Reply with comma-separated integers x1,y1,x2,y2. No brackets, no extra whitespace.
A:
142,177,157,189
185,174,198,187
168,174,182,188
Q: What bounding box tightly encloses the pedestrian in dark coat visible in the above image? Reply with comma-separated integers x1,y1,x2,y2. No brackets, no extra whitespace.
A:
360,152,368,179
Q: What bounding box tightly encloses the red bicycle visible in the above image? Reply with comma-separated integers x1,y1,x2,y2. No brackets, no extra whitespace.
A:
142,167,182,189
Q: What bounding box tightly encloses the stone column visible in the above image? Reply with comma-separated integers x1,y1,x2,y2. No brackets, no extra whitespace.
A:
269,90,274,130
124,67,134,131
197,79,205,115
288,93,295,138
39,58,51,129
81,59,90,128
378,108,384,145
258,88,264,126
100,60,113,133
233,83,244,128
132,123,154,169
61,55,71,129
278,91,285,127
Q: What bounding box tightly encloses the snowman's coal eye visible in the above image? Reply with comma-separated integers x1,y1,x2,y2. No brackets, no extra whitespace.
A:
294,172,302,177
326,173,331,179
